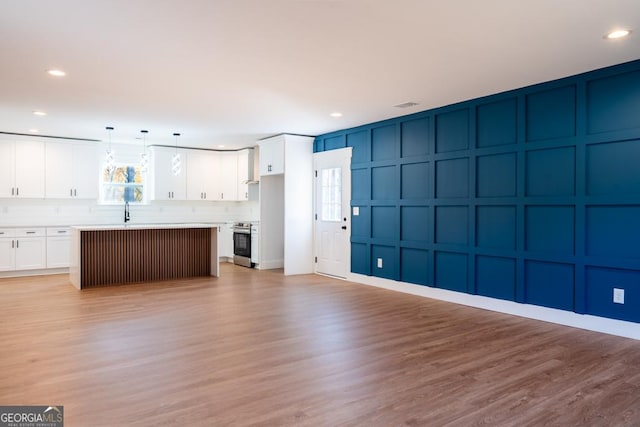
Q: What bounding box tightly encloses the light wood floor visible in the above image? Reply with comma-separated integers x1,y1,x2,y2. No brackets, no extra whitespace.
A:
1,264,639,426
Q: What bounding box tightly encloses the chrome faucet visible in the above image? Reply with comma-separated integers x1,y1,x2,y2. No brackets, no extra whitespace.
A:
124,201,130,223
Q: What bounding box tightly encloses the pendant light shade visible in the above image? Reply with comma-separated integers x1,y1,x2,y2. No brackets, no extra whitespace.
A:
105,126,115,174
172,133,181,176
139,130,149,173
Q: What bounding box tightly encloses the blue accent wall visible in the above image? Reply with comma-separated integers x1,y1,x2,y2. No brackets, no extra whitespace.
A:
314,59,640,324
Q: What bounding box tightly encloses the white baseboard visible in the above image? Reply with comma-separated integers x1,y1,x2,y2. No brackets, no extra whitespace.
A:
0,267,69,279
346,273,640,341
259,259,284,270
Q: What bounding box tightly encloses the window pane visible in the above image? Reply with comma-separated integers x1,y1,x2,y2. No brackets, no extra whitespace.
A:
321,167,341,221
102,164,145,203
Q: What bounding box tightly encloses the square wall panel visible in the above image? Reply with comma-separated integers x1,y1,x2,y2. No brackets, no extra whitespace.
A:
401,206,429,243
351,168,370,201
587,70,640,134
371,206,396,240
401,248,429,285
371,166,397,200
476,205,516,250
586,266,640,323
586,140,640,196
586,206,640,259
351,243,369,275
351,206,369,239
526,85,576,141
372,124,396,161
436,158,469,198
525,260,574,311
324,135,345,151
347,130,369,164
435,251,468,292
525,206,574,256
476,98,517,148
435,206,468,245
525,147,575,196
436,109,469,153
401,117,430,158
372,244,396,280
401,162,429,200
476,153,517,197
476,255,516,301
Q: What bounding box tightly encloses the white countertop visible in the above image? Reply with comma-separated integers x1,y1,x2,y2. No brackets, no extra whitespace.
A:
71,223,224,231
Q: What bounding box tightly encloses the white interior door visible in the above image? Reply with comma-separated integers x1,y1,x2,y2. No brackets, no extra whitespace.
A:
314,148,351,278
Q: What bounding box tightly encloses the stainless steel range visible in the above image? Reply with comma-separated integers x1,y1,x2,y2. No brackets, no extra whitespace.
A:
232,222,253,267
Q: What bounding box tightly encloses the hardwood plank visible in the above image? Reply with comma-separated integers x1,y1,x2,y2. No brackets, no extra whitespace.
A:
1,265,639,426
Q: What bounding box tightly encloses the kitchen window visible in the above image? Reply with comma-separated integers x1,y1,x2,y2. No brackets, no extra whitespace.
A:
101,164,145,204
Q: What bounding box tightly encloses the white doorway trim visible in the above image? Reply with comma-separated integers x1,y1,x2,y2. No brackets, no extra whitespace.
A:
313,147,352,279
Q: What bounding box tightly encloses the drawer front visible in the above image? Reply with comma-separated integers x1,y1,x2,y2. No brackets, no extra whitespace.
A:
0,228,16,238
46,227,70,236
15,228,46,237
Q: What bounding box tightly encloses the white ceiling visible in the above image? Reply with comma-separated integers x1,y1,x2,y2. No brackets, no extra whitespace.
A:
0,0,638,150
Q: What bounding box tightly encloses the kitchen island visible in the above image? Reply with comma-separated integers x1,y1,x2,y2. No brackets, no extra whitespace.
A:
69,224,219,289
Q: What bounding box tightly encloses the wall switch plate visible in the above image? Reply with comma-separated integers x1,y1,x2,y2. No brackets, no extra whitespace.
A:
377,258,383,268
613,288,625,304
353,206,360,216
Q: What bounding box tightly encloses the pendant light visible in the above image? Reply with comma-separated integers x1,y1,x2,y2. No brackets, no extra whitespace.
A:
172,133,181,176
105,126,115,174
139,129,149,173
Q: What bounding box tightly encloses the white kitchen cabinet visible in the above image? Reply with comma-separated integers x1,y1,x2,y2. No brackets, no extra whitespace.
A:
0,229,16,272
0,140,45,198
218,223,234,259
219,151,238,201
259,136,284,176
187,150,217,200
45,142,99,199
237,148,255,201
46,227,71,268
150,147,187,200
15,228,46,270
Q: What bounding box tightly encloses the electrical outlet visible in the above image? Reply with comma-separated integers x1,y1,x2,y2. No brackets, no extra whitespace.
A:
613,288,625,304
377,258,383,268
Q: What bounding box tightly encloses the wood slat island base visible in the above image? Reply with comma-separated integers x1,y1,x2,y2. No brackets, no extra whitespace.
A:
70,224,219,289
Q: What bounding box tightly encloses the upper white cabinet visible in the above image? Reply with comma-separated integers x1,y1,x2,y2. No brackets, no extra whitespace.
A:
45,142,99,199
237,148,254,201
259,136,285,176
149,147,187,200
187,150,217,200
219,151,238,201
0,140,45,198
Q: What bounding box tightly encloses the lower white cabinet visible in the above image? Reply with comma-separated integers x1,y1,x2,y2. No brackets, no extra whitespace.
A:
46,227,70,268
218,223,234,259
0,228,47,271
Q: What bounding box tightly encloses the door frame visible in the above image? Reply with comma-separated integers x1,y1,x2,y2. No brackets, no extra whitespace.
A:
313,147,352,278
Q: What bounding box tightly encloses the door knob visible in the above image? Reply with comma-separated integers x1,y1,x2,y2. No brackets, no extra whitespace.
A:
341,226,347,230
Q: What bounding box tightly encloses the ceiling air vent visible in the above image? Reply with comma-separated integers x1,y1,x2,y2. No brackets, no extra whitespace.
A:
394,101,419,108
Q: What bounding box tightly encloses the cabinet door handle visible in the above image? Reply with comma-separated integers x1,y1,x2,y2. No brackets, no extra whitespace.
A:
12,240,14,248
245,192,248,199
172,192,174,198
204,192,207,199
26,231,36,234
11,187,14,196
16,240,19,248
168,191,171,199
74,189,77,197
70,189,73,197
221,193,224,200
16,188,19,196
57,230,67,234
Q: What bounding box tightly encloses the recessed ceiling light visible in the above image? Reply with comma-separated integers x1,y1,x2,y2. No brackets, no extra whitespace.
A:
28,129,39,133
330,112,343,118
606,29,631,39
47,69,66,77
394,102,419,109
33,110,47,116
